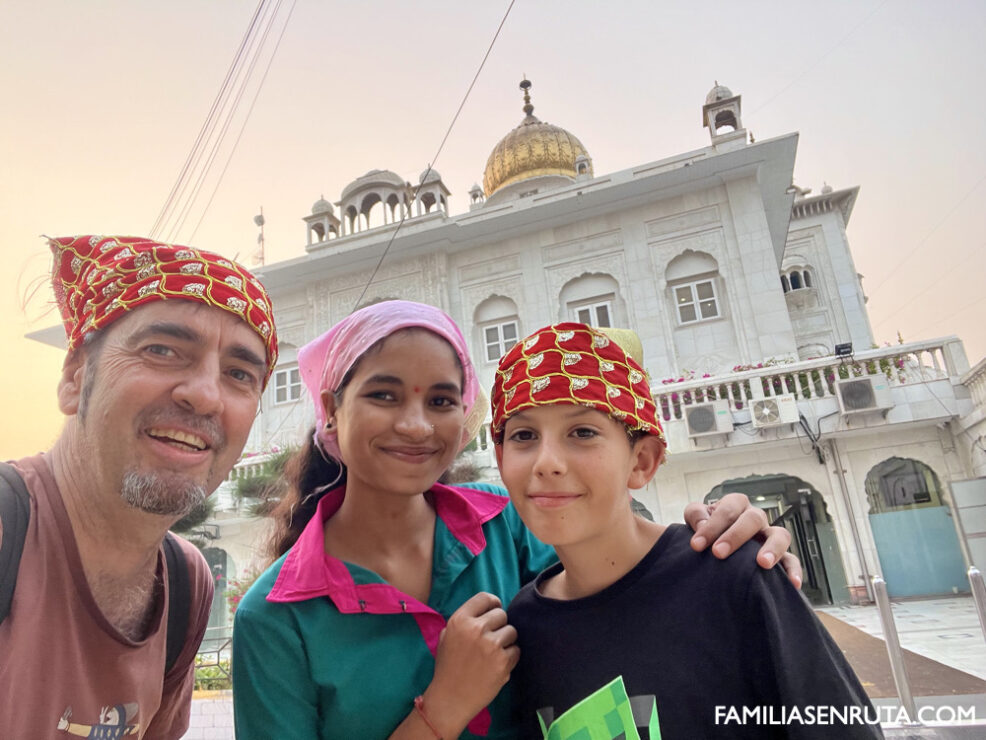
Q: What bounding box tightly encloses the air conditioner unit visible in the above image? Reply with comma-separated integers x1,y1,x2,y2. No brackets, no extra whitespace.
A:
686,400,734,438
749,394,799,429
835,376,894,415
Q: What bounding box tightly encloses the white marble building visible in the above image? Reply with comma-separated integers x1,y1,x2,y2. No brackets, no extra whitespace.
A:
207,81,985,621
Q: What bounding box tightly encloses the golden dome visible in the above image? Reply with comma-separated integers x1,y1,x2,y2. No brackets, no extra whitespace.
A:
482,79,592,198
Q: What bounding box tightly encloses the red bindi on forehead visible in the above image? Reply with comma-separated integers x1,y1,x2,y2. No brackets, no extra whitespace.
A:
413,386,421,393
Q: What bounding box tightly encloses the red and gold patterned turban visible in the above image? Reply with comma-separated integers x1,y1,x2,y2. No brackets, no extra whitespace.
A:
491,323,665,453
49,235,278,387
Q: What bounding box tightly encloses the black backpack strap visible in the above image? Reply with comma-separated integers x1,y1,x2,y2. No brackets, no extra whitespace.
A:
162,532,191,675
0,469,192,675
0,462,31,623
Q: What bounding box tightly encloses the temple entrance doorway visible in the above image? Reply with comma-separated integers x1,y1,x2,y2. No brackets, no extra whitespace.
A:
705,474,849,605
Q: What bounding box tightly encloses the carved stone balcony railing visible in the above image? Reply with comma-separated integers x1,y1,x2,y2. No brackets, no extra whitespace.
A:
654,338,968,423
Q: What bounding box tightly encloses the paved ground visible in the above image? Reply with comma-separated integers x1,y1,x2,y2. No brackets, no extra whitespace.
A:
818,598,986,682
817,596,986,736
815,611,986,698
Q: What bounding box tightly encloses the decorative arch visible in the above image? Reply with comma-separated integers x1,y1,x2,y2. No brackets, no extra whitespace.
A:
864,456,944,514
474,294,519,363
665,250,721,325
704,473,847,604
714,109,738,132
558,272,621,327
665,249,718,282
385,192,403,220
865,456,968,597
359,192,384,228
419,191,437,214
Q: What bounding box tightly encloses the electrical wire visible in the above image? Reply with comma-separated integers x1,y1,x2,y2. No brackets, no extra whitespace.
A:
903,290,986,341
258,0,517,450
149,0,267,238
151,0,289,243
871,241,986,334
351,0,517,310
166,1,279,243
188,0,297,243
867,172,986,301
749,0,889,117
167,0,283,243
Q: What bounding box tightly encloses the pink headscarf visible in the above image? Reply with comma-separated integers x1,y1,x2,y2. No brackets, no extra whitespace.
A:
298,300,480,462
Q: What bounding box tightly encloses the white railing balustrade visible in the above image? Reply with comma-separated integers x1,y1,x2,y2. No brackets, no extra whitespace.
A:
225,451,280,483
653,338,962,422
963,357,986,408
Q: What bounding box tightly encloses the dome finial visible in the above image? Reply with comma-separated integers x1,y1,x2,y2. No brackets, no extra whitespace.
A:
520,76,534,117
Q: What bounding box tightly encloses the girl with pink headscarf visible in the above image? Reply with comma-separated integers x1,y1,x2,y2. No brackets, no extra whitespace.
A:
231,300,798,740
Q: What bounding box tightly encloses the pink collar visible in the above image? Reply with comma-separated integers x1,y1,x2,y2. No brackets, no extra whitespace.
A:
265,483,506,737
267,483,509,607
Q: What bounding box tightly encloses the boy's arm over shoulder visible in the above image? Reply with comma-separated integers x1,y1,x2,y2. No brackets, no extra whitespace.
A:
745,567,884,738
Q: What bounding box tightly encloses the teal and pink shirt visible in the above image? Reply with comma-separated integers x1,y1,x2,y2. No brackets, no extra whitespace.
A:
232,482,556,739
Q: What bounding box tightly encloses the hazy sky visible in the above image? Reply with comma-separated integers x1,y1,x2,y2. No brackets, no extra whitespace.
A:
2,0,984,458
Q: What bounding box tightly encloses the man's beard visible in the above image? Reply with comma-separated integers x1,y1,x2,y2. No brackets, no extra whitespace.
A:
121,469,208,517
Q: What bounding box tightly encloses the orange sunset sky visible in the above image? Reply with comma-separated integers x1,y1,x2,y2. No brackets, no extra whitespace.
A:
2,0,984,458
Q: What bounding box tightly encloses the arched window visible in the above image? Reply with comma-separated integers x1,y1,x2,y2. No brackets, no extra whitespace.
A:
666,251,721,325
386,192,402,220
360,192,383,228
714,110,737,133
559,273,620,327
782,264,815,292
864,457,943,514
475,296,520,363
419,191,437,214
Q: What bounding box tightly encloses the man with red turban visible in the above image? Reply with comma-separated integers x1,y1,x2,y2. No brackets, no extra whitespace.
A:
0,236,278,738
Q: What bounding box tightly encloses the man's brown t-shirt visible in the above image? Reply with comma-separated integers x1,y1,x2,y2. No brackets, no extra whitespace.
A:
0,454,214,739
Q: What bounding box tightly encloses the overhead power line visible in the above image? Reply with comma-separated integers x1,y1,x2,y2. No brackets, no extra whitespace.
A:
352,0,517,309
868,172,986,301
150,0,292,243
187,0,298,244
259,0,517,450
148,1,266,239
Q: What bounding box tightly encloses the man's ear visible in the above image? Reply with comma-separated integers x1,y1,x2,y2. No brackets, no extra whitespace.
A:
57,349,88,416
627,436,664,490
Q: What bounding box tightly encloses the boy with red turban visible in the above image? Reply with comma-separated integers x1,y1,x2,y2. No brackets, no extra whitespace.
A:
493,323,881,739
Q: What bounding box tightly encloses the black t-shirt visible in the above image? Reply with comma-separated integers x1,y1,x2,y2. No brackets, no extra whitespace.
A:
508,524,883,739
